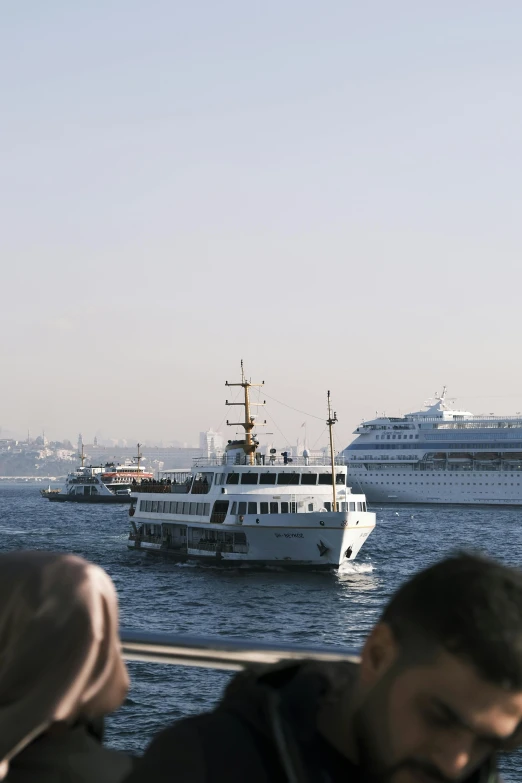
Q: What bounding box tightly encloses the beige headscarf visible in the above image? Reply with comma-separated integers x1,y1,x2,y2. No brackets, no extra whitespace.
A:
0,551,129,779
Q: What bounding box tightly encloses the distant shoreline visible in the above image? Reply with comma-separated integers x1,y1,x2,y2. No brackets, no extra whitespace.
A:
0,476,65,482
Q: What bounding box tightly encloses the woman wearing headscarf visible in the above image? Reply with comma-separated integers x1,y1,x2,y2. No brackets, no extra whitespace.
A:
0,551,132,783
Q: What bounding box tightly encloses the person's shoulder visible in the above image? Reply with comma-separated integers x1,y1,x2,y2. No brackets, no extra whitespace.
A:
123,714,211,783
5,729,132,783
124,707,278,783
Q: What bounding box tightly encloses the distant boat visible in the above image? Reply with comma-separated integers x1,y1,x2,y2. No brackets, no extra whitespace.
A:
42,445,154,504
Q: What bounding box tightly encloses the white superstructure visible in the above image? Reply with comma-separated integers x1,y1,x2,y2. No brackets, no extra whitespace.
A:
42,448,153,503
345,388,522,505
128,368,375,569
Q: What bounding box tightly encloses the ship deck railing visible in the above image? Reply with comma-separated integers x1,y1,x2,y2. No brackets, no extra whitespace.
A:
193,456,347,468
120,629,359,670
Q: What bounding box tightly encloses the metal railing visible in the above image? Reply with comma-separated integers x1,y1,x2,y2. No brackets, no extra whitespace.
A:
193,456,347,468
120,629,360,671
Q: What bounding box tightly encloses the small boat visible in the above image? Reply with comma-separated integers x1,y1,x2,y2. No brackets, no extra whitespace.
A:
40,486,61,498
43,445,154,504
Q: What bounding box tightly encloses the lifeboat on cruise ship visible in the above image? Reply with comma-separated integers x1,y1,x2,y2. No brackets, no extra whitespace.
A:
447,453,472,462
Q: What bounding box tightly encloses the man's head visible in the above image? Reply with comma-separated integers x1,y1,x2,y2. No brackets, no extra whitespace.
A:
354,553,522,783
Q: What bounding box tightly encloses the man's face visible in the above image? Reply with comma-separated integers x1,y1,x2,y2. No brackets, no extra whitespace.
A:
355,629,522,783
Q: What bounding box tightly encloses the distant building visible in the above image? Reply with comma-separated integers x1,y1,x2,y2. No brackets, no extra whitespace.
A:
199,429,224,459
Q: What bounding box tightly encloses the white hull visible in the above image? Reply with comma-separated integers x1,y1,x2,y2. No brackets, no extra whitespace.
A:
349,468,522,505
128,510,375,568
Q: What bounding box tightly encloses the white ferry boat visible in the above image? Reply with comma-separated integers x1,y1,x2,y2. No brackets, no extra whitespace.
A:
42,446,153,504
345,388,522,505
128,369,375,569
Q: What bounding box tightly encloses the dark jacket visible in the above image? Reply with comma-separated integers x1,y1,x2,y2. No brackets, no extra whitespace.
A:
5,720,133,783
124,661,501,783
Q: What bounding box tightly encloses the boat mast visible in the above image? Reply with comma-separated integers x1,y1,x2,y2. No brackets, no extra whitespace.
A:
225,361,266,465
136,443,142,473
327,391,338,509
80,443,85,468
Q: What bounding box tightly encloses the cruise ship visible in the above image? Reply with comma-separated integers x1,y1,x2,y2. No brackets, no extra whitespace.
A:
344,388,522,505
127,367,375,568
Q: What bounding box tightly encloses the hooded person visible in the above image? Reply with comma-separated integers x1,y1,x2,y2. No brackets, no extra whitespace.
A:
0,551,132,783
124,553,522,783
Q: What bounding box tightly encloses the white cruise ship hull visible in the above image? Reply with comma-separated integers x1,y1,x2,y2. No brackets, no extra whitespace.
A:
349,468,522,505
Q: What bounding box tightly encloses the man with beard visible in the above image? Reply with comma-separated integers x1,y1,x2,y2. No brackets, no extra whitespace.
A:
125,553,522,783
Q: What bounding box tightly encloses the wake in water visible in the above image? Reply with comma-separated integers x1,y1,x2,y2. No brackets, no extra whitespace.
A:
338,561,374,575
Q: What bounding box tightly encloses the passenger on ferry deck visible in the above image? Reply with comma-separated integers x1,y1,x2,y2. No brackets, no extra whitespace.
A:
123,553,522,783
0,551,132,783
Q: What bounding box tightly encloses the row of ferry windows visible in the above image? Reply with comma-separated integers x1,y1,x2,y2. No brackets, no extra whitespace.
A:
224,472,346,486
140,499,366,515
140,500,211,515
230,501,366,514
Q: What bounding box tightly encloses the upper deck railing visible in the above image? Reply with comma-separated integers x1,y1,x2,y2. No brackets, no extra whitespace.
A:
120,629,359,670
192,455,347,468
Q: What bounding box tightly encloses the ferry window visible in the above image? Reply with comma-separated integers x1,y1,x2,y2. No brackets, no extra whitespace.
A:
260,502,269,514
301,473,317,485
248,502,257,514
409,435,413,439
214,474,223,485
259,473,277,485
341,502,347,511
189,504,196,515
376,436,379,440
241,473,259,485
203,504,210,515
152,501,159,513
270,502,278,513
183,502,191,515
356,502,363,511
309,503,315,511
278,473,299,485
318,473,333,485
336,474,345,485
238,502,247,515
349,502,356,511
176,501,183,513
230,502,237,514
196,503,204,515
226,473,239,485
281,502,289,513
324,502,332,512
145,500,152,512
415,435,419,439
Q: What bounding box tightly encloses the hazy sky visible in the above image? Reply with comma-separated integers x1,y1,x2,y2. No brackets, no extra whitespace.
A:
2,1,522,450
